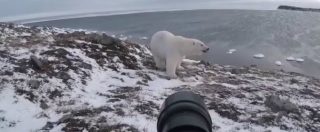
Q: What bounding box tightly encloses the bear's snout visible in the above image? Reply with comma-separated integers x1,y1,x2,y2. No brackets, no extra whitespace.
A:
203,48,210,53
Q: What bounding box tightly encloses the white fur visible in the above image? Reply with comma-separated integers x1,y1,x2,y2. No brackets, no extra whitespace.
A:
149,31,209,79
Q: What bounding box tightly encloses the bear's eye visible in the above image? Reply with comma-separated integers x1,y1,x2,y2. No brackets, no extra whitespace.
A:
193,42,196,45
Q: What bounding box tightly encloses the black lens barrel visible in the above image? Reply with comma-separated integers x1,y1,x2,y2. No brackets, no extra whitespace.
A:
157,91,212,132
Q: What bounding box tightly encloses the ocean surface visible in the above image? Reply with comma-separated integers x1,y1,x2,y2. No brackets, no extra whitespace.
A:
27,9,320,78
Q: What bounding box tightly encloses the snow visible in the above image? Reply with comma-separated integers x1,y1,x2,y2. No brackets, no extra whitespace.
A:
0,85,47,132
227,49,236,54
20,32,31,37
296,58,304,63
209,110,287,132
286,57,304,63
119,34,128,41
253,53,265,59
1,24,319,132
140,36,148,40
182,59,201,64
119,36,128,41
286,56,296,61
275,61,282,66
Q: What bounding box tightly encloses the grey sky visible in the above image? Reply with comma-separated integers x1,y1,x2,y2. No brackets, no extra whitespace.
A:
0,0,319,22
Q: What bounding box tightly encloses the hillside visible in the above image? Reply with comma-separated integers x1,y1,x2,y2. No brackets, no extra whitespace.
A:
0,23,319,132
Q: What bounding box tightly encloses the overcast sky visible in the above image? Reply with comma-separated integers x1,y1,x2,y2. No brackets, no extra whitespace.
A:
0,0,319,22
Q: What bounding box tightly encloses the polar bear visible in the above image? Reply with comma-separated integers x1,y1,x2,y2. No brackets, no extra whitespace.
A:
149,31,209,79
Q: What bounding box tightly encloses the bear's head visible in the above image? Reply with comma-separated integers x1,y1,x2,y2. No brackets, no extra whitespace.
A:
186,39,210,56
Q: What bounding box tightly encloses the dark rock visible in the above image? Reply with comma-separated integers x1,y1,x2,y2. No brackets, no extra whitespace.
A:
3,71,13,76
13,59,30,73
108,98,121,102
40,100,49,109
78,62,92,70
40,48,72,58
61,118,87,131
136,72,152,81
264,95,300,114
259,115,277,125
250,101,259,105
231,68,249,74
109,86,141,94
28,80,41,89
115,108,125,116
290,78,299,84
15,89,37,102
48,89,63,99
207,102,241,121
41,122,55,130
56,72,71,82
8,23,14,29
235,93,246,98
93,124,139,132
30,55,44,70
100,33,114,45
134,101,159,117
136,81,148,86
299,89,320,99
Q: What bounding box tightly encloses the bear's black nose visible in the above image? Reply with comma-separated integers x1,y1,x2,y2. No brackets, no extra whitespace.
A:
203,48,209,53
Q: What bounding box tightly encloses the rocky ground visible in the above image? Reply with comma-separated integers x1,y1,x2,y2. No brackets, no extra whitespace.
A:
0,23,319,132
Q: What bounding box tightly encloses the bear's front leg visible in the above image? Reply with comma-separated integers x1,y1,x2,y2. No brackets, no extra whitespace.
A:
176,56,185,70
153,55,166,70
166,55,181,79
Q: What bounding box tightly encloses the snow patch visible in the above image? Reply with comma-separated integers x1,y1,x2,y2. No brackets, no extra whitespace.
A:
227,49,236,54
296,58,304,63
253,53,265,59
275,61,282,66
286,56,296,61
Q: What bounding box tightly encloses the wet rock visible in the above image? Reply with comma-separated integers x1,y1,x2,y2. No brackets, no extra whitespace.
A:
264,95,300,114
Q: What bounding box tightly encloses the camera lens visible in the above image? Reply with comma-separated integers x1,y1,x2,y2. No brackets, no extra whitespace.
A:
157,91,212,132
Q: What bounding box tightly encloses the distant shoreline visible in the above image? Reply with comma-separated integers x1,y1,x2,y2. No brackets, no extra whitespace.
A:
278,5,320,12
